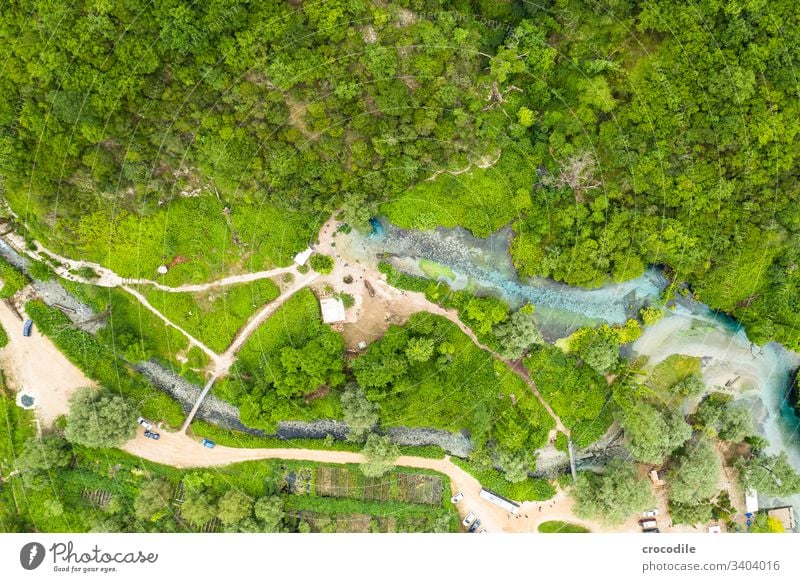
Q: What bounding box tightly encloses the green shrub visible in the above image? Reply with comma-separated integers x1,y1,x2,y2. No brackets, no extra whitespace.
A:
353,312,554,452
538,520,590,533
525,344,614,448
450,457,555,502
336,292,355,309
0,258,28,297
226,289,344,430
640,305,664,326
377,261,430,292
309,254,334,274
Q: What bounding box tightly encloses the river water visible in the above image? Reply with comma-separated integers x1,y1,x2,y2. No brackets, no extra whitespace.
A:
340,218,800,516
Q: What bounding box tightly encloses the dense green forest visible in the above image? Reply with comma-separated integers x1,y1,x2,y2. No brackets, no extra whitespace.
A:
2,0,800,346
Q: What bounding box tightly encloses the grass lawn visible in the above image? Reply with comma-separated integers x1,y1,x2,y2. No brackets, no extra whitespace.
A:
61,280,192,367
381,149,536,237
646,354,701,395
24,300,186,427
29,196,319,285
538,520,590,533
141,278,280,353
356,312,555,452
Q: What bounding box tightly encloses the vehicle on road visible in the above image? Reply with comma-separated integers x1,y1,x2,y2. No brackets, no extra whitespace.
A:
479,487,520,514
642,508,659,518
201,438,216,449
639,519,657,529
143,430,160,440
137,417,152,430
451,492,464,504
462,512,476,527
469,519,482,533
23,319,33,337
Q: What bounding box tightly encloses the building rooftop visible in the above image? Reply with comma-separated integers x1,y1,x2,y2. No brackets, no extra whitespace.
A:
293,247,313,266
766,506,796,532
745,490,759,514
320,297,346,324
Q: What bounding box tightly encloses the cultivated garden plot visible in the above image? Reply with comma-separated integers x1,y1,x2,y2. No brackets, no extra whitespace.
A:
314,466,442,506
395,473,443,506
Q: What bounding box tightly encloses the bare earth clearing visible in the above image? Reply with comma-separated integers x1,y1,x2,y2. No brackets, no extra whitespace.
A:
0,298,94,427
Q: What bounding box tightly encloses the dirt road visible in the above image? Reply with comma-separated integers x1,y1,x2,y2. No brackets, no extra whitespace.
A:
0,299,94,427
124,430,518,532
123,429,620,533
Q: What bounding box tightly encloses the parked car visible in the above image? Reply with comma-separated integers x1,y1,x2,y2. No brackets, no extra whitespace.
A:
143,430,160,440
640,519,658,529
462,512,476,527
642,508,659,518
469,519,482,533
451,492,464,504
200,438,216,449
23,319,33,337
137,417,152,430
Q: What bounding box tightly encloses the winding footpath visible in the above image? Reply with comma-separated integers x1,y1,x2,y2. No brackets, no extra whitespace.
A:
1,211,575,474
1,226,297,293
179,267,320,432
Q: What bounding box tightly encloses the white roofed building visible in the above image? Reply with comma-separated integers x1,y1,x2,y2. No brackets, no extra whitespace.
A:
293,247,313,266
745,490,759,514
320,297,346,324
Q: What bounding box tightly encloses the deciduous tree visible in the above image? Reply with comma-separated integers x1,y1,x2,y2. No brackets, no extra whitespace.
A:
360,434,399,478
668,437,721,505
340,384,380,442
572,460,654,524
65,388,138,448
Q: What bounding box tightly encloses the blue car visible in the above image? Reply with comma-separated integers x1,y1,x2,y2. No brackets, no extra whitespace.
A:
23,319,33,337
201,438,216,449
143,430,160,440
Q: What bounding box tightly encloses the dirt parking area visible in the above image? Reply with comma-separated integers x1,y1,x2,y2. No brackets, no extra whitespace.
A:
0,298,94,427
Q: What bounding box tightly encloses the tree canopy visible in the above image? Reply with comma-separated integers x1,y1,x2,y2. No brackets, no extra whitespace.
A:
134,479,173,521
736,452,800,497
64,388,138,448
572,460,654,525
695,393,753,443
360,434,399,478
668,437,722,505
340,384,380,443
617,401,692,464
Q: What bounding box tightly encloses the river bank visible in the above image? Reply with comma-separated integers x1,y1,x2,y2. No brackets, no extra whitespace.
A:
332,218,800,517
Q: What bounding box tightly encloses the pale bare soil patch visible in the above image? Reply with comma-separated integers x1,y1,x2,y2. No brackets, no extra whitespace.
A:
0,297,94,427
